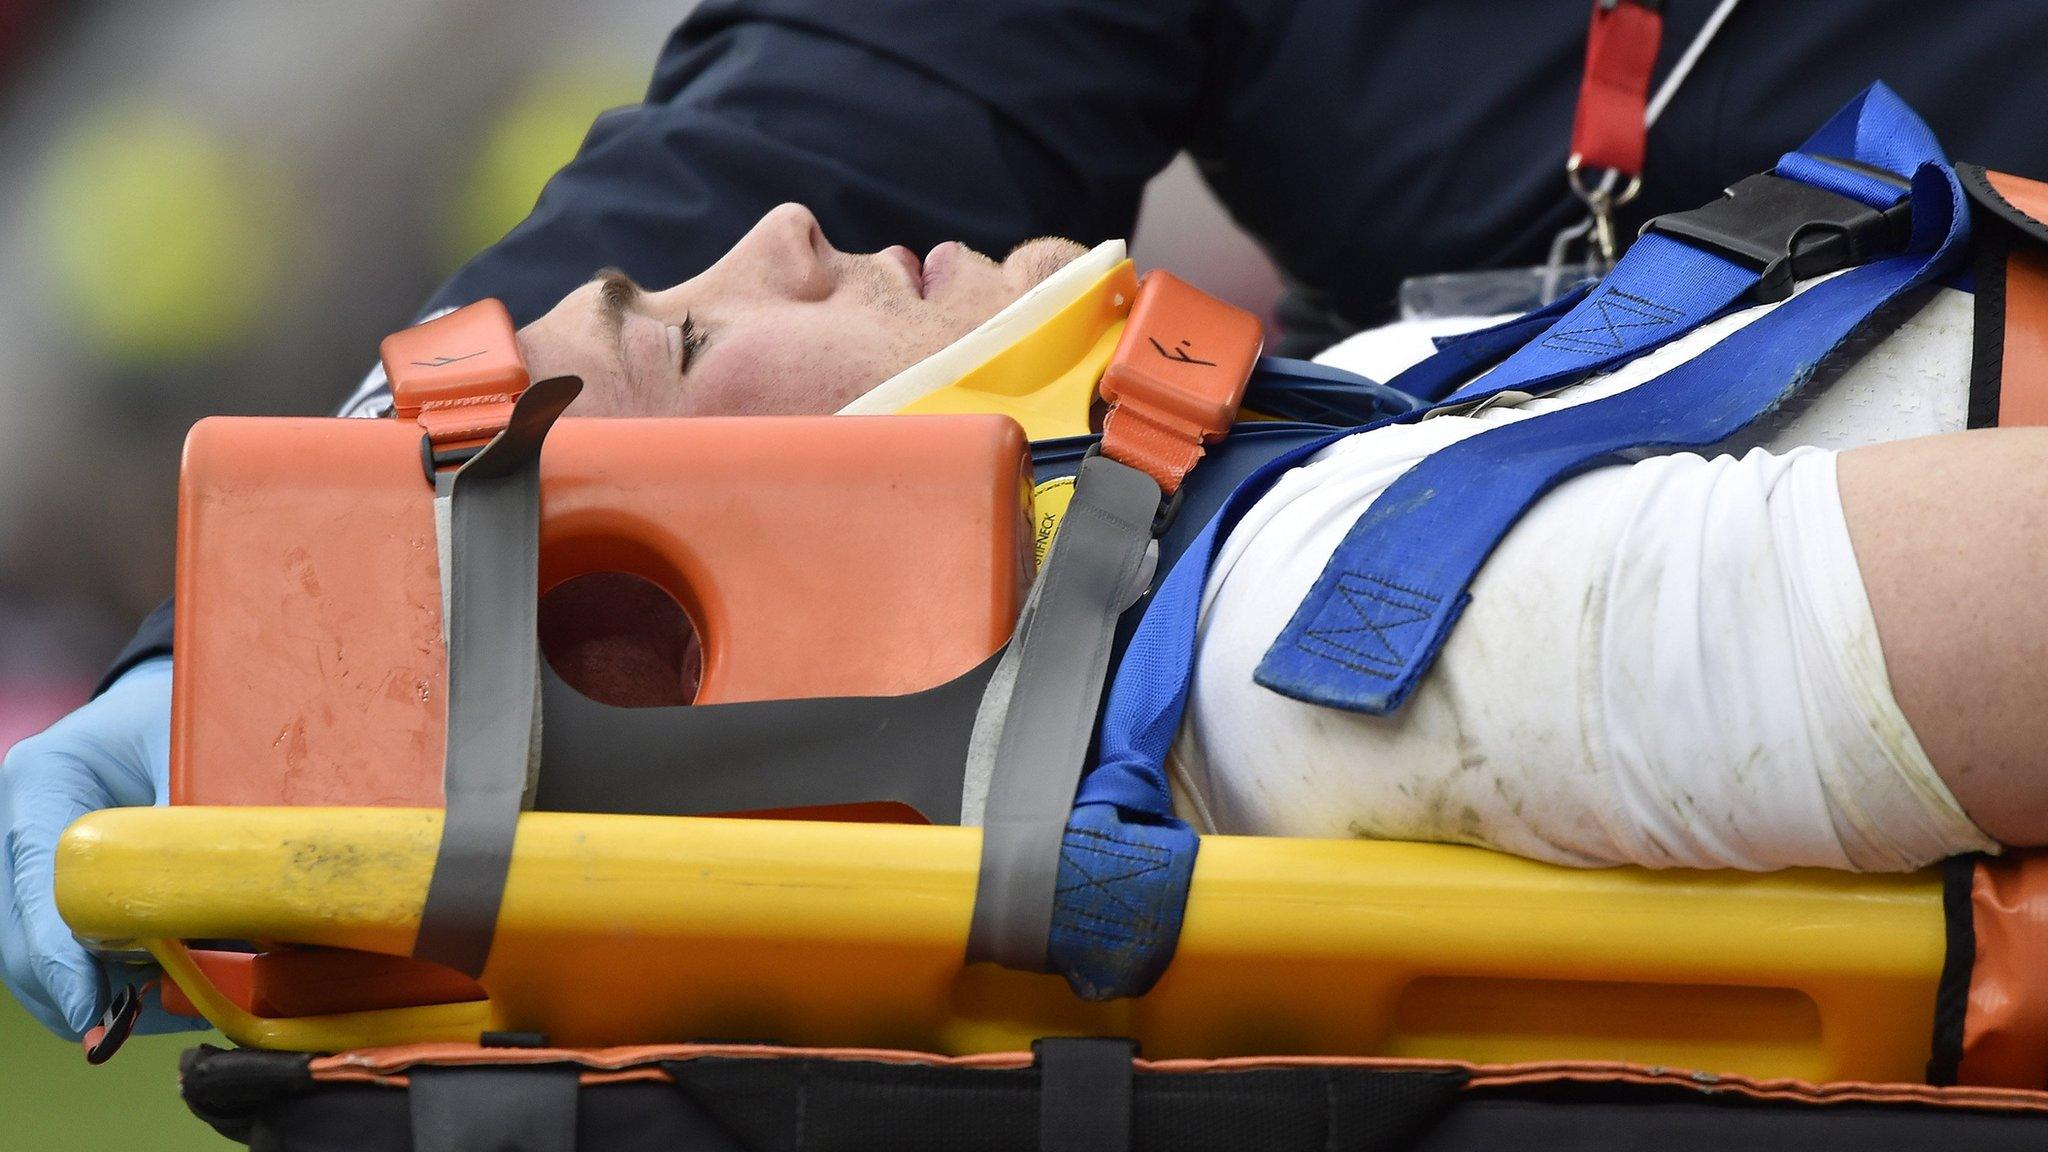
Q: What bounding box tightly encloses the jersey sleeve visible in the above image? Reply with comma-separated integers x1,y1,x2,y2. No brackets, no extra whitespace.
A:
422,0,1215,325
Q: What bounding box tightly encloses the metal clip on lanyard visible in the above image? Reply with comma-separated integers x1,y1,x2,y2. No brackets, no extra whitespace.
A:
1566,0,1660,267
1551,0,1745,289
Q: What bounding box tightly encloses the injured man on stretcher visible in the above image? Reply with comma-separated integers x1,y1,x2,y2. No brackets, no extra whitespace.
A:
502,202,2035,876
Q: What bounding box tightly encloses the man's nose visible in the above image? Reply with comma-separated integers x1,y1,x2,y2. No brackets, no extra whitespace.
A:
724,203,834,301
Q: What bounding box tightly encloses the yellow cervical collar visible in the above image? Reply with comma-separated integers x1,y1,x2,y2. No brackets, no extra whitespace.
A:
836,241,1136,441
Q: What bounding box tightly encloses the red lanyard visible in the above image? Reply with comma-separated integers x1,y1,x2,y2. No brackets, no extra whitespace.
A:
1539,0,1740,293
1570,0,1666,182
1563,0,1665,267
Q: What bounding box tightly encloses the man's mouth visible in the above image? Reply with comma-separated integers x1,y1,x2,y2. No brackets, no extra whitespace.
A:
921,241,963,298
881,245,925,298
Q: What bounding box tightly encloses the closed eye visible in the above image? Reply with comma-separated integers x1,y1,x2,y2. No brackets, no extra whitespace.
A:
670,313,706,376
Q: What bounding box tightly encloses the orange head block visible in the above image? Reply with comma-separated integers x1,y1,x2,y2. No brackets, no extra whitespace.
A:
171,413,1034,807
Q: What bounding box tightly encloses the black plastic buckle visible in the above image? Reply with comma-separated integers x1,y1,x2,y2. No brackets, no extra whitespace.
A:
1151,483,1186,536
1640,158,1913,303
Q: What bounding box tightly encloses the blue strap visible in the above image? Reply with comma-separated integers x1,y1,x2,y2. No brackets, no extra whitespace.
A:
1257,82,1967,714
1048,407,1452,1001
1046,803,1199,1000
1046,437,1333,1000
1243,357,1422,423
1430,234,1757,408
1082,439,1340,812
1383,286,1592,405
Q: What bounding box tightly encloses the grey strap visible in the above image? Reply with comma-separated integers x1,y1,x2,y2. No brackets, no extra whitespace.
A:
965,454,1160,970
412,377,580,979
410,1065,578,1152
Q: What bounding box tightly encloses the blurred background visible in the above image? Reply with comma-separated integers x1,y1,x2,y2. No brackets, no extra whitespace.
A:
0,1,1281,1146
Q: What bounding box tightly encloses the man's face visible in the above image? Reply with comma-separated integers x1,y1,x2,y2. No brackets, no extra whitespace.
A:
517,203,1089,417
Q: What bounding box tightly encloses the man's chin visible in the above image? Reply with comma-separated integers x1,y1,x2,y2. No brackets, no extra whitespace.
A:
1002,236,1092,290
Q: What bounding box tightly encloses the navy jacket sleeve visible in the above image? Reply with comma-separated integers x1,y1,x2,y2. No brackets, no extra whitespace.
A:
99,0,1218,690
424,0,1218,325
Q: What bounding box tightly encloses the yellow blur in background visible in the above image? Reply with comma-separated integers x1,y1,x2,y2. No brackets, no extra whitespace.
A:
37,104,289,366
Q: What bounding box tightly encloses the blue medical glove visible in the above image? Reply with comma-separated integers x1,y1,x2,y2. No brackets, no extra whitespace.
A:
0,657,200,1039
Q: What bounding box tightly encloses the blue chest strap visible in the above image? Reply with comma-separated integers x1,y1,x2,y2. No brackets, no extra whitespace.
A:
1062,83,1969,999
1256,82,1970,714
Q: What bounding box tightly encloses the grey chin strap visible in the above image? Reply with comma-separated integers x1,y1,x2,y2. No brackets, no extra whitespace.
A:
964,453,1161,971
411,376,580,979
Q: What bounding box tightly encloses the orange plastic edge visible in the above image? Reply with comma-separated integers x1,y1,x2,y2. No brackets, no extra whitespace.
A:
306,1042,2048,1114
1959,851,2048,1088
1983,166,2048,429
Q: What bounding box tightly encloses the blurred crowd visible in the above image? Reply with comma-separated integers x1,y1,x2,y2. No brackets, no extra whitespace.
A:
0,0,1280,749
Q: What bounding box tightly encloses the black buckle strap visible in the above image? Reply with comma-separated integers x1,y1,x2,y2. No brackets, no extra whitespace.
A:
1035,1038,1137,1152
411,1065,578,1152
1641,158,1913,303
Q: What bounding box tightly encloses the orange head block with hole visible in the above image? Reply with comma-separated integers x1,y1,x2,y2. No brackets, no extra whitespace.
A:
171,413,1034,807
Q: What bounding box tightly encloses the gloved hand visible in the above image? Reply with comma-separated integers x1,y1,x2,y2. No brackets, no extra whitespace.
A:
0,657,200,1039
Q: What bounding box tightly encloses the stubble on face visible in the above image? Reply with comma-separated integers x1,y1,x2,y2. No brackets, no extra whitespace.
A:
1002,237,1091,290
515,213,1095,421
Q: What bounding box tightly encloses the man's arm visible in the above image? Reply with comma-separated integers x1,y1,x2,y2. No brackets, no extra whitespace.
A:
108,0,1219,691
428,0,1214,326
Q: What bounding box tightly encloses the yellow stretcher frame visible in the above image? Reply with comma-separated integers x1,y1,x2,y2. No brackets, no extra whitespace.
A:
57,806,1943,1083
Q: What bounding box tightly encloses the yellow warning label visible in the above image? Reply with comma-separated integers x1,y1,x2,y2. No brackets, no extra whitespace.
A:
1031,476,1076,569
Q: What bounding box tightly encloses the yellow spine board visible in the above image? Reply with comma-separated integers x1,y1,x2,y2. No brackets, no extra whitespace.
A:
895,262,1138,441
58,807,1942,1081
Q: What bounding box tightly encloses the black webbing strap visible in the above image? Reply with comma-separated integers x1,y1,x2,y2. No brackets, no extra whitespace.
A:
410,1065,579,1152
1926,852,1985,1085
412,377,580,979
657,1051,1470,1152
1036,1038,1137,1152
1961,163,2048,432
965,454,1161,970
1966,182,2010,430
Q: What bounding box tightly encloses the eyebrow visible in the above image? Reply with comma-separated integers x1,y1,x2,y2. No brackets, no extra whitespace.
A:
593,267,642,353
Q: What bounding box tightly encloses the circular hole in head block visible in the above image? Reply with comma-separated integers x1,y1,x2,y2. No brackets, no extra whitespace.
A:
539,571,701,707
